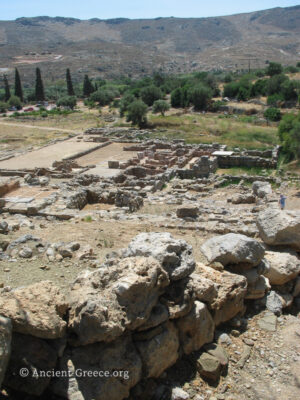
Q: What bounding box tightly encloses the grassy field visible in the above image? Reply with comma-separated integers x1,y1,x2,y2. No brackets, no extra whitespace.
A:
146,113,278,150
0,109,106,151
0,106,279,152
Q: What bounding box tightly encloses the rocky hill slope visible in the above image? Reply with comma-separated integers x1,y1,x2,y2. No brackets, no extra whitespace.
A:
0,6,299,82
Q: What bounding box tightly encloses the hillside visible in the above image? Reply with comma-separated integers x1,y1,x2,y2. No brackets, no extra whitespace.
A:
0,5,299,83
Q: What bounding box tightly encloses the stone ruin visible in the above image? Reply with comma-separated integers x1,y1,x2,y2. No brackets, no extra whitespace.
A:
0,208,299,399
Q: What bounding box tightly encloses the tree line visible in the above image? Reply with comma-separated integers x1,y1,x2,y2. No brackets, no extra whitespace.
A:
0,62,299,161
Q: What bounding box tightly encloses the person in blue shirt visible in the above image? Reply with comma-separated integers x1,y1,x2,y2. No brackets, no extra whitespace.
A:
279,194,287,210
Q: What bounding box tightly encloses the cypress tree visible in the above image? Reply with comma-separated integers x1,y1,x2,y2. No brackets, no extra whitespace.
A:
66,68,75,96
83,74,94,97
3,75,10,102
35,68,45,102
14,68,23,102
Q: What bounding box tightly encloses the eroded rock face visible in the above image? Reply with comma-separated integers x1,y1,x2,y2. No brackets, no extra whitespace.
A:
176,301,215,355
125,232,195,280
51,335,142,400
188,273,218,304
252,181,272,199
0,281,68,339
0,316,12,389
4,333,58,396
264,250,300,285
68,256,169,345
257,207,300,250
135,321,179,378
196,264,247,326
200,233,265,267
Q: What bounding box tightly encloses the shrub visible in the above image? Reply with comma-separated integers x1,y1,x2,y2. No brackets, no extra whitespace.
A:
189,85,212,111
171,88,182,108
211,100,225,112
8,95,22,109
0,102,8,113
280,80,298,101
266,74,288,95
278,112,300,160
126,100,148,128
264,107,281,122
224,74,232,83
119,93,136,117
57,96,77,110
266,62,283,76
140,85,163,106
250,79,267,97
267,94,284,106
237,87,249,101
41,111,48,118
90,89,116,106
152,100,170,115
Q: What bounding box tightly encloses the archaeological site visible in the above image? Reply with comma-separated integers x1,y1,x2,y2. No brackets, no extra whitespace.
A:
0,3,300,400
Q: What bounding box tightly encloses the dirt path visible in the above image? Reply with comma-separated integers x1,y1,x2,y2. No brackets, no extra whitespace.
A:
0,121,79,133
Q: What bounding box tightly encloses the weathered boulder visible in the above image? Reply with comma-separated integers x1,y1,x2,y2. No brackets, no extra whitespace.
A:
18,246,33,259
231,193,256,204
51,336,142,400
135,321,179,378
68,257,169,345
197,352,222,382
0,281,68,339
257,207,300,250
200,233,265,267
196,264,247,326
264,250,300,285
0,316,12,389
125,232,195,280
4,333,58,396
252,181,272,198
176,206,199,218
188,273,218,305
176,301,214,354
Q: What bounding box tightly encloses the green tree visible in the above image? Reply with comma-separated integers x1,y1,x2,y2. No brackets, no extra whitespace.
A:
266,62,283,77
266,74,288,95
126,100,148,128
140,85,162,106
66,69,75,96
119,93,135,117
90,89,116,106
83,75,94,97
3,75,10,102
152,100,170,116
35,68,45,102
8,95,22,109
57,96,77,110
14,68,23,102
264,107,281,122
189,85,212,111
224,74,232,83
0,101,8,113
278,112,300,160
171,87,182,108
280,80,298,101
